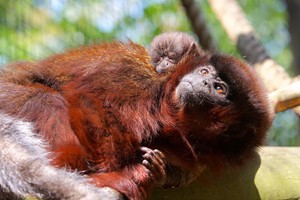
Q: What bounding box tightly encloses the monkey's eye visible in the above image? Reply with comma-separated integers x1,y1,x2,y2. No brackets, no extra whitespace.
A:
168,52,177,60
199,67,209,75
154,57,161,64
214,84,226,95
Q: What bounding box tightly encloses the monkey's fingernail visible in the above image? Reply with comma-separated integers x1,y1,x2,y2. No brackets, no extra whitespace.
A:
154,149,165,158
140,147,151,153
142,160,150,166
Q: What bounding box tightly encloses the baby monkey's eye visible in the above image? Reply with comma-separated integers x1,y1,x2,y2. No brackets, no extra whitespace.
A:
154,57,162,63
199,67,209,75
168,52,177,60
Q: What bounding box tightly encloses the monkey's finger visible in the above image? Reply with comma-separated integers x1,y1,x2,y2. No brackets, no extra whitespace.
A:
140,147,166,176
140,147,165,163
142,154,162,171
154,149,165,160
142,160,152,169
142,153,156,165
142,149,166,172
143,148,163,161
146,149,165,169
140,146,153,154
142,160,158,178
143,163,163,182
143,160,155,176
142,153,165,177
141,148,157,164
153,149,166,165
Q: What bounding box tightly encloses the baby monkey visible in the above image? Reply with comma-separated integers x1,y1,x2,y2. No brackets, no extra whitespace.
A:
149,32,201,73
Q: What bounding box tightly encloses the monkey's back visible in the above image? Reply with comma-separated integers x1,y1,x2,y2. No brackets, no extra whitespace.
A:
0,42,167,170
59,42,170,170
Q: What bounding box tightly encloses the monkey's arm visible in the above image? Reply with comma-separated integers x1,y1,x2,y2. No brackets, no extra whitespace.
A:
140,146,199,189
87,147,167,200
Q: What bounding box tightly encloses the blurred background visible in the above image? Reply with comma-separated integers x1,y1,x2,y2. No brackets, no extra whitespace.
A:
0,0,299,146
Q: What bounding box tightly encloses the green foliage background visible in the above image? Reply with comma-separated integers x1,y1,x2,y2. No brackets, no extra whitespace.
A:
0,0,298,146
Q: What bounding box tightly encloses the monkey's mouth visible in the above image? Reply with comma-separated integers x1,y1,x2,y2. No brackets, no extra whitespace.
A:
175,81,208,106
175,81,193,100
180,81,193,91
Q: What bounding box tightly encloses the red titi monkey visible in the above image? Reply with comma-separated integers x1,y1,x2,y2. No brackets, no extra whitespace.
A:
0,33,273,199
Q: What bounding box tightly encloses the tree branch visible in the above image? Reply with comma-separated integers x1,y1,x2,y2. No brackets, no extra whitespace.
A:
269,81,300,112
208,0,292,91
151,147,300,199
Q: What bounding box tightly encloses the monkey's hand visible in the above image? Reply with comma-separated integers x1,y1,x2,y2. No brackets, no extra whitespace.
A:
140,147,166,187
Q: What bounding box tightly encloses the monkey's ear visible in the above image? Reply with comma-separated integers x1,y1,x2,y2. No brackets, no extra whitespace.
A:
186,42,199,56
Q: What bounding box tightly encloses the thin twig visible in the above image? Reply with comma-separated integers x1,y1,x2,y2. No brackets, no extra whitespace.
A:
269,81,300,112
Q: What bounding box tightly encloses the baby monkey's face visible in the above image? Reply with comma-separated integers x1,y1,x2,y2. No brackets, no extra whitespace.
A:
149,32,198,74
151,49,182,74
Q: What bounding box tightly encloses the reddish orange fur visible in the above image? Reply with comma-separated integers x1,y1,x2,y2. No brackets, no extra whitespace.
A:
0,41,273,199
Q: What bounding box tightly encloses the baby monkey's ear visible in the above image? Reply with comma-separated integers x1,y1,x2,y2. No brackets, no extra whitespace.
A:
186,42,199,56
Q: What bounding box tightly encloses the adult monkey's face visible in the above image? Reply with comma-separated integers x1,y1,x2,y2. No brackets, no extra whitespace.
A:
168,52,274,161
176,64,229,107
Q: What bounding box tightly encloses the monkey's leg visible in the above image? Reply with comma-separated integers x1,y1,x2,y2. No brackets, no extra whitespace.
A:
0,82,90,169
0,113,123,200
89,147,168,200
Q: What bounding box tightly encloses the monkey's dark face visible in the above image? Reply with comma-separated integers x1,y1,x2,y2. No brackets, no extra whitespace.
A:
167,52,274,163
175,64,229,107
